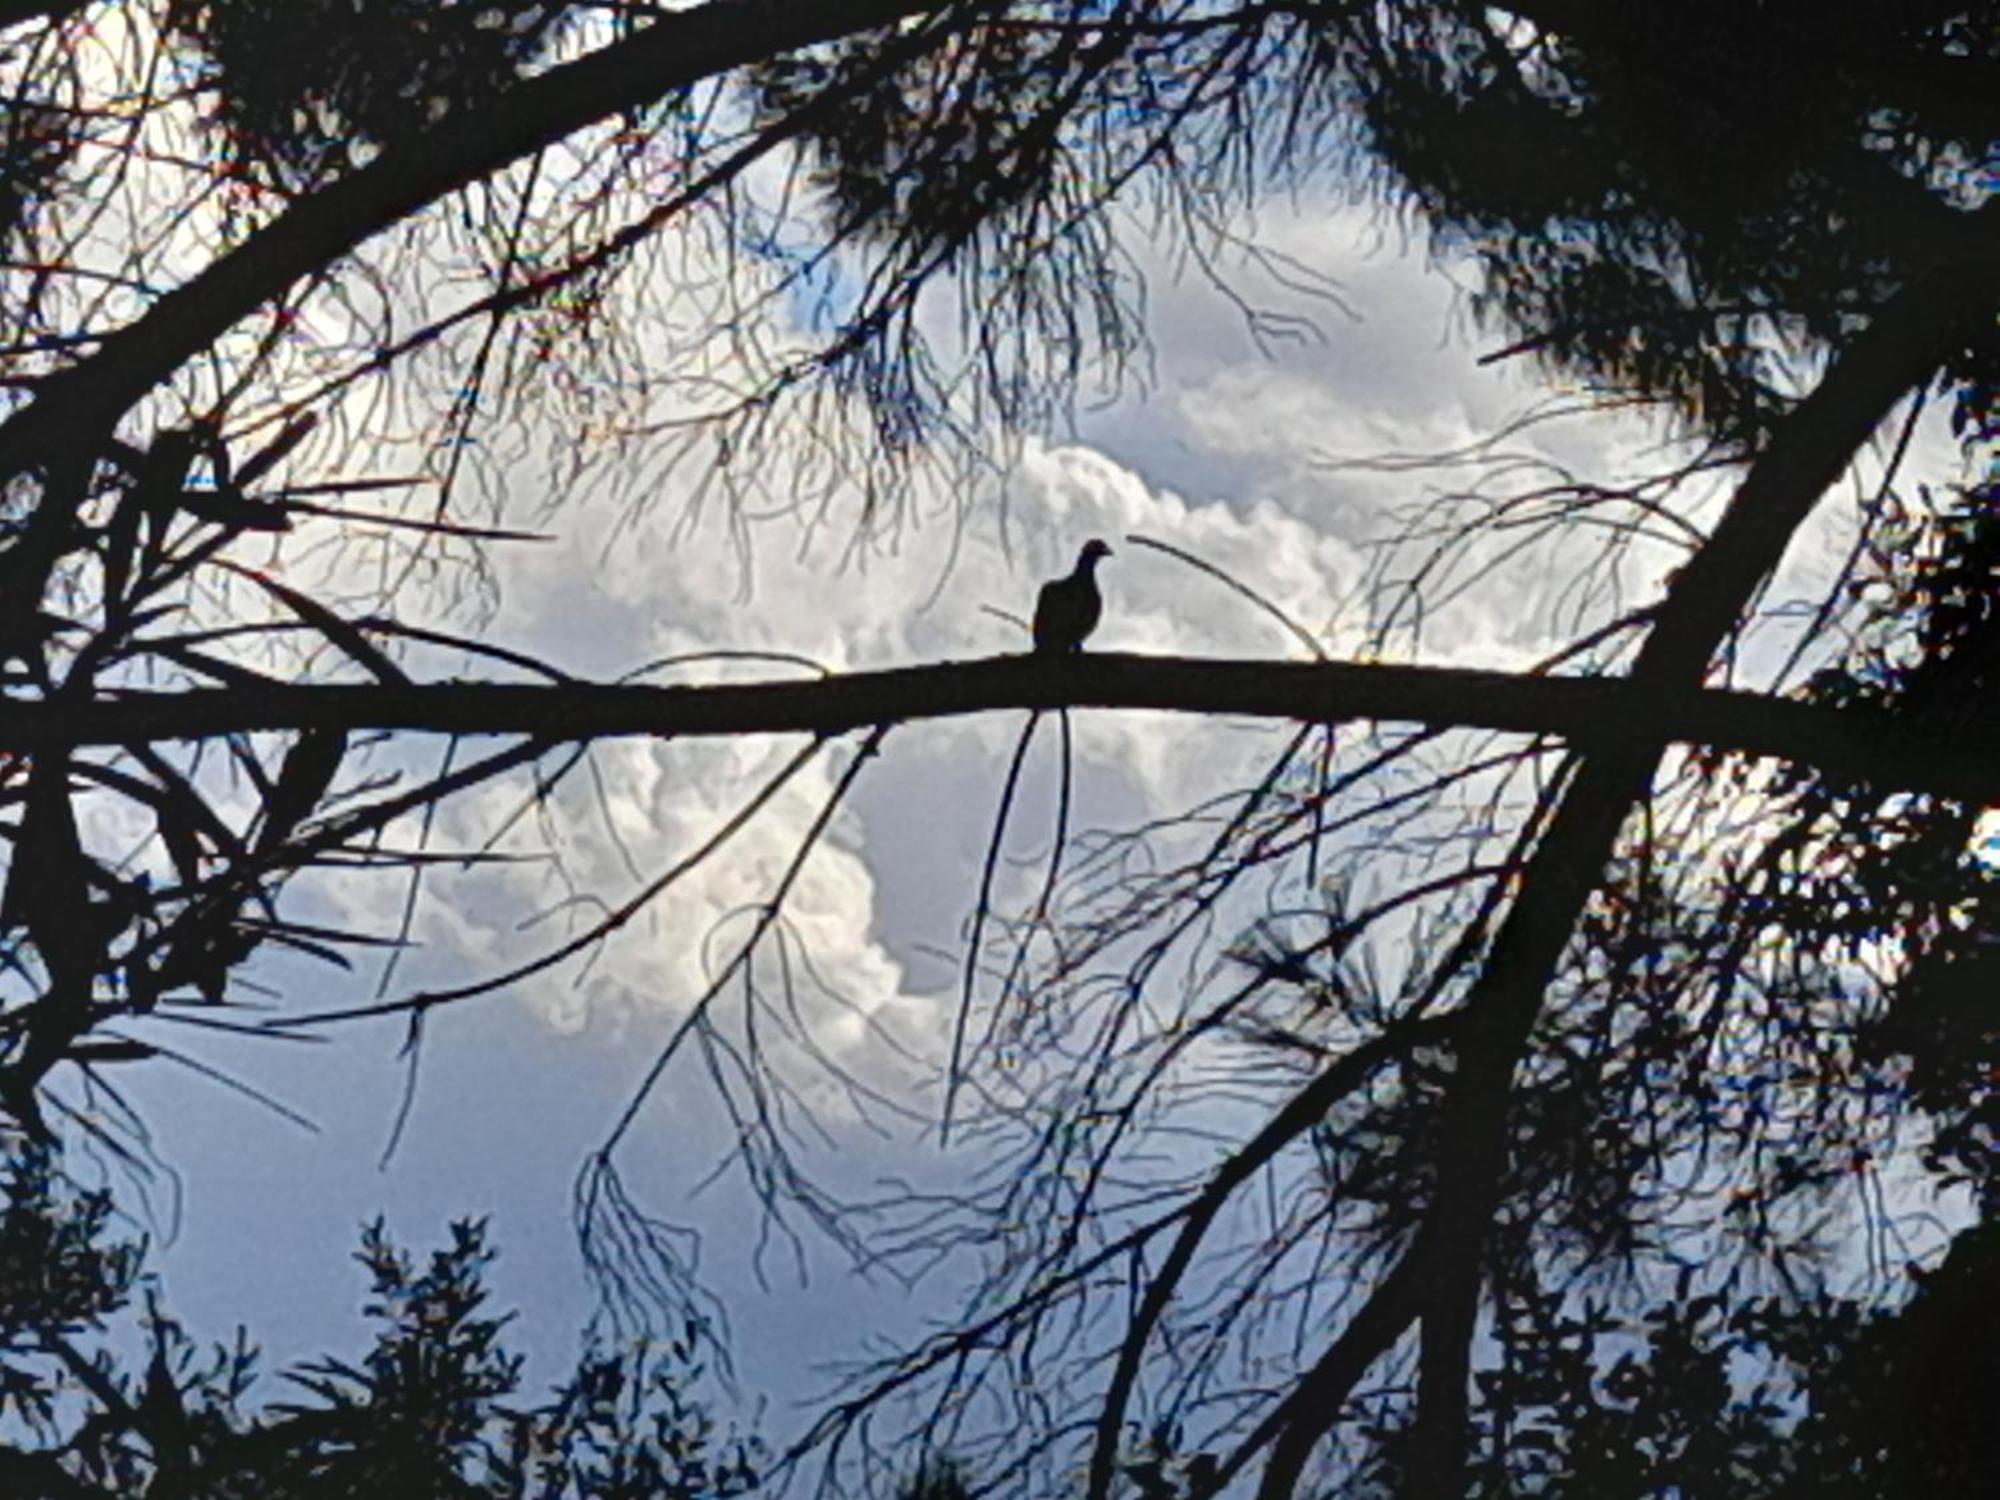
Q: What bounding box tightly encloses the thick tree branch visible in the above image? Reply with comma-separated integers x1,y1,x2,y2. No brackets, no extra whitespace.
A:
1389,236,2000,1495
3,652,1991,804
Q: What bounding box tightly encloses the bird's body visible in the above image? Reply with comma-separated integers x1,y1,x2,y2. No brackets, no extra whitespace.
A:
1033,539,1112,653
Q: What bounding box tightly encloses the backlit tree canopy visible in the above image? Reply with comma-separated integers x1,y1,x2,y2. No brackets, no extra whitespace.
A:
0,2,1997,1495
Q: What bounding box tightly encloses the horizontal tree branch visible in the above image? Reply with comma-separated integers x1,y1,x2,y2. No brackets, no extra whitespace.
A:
11,651,1985,804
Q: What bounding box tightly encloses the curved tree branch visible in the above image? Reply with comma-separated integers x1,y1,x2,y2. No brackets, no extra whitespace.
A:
1386,232,2000,1496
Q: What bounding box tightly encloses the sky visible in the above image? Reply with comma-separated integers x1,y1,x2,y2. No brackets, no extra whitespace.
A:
75,193,1525,1381
78,158,1971,1482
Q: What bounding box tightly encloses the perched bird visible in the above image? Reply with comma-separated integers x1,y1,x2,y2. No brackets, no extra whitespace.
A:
1033,538,1112,653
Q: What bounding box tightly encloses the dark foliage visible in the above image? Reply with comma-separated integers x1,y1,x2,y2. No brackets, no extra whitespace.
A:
1336,1,2000,445
0,1152,760,1497
165,0,566,189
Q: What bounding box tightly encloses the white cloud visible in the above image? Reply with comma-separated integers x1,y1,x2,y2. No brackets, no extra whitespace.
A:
424,423,1373,1073
314,192,1723,1101
116,134,1995,1447
200,170,1972,1268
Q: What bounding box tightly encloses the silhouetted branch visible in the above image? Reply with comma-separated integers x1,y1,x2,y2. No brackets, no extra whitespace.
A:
1395,226,2000,1495
2,653,1994,803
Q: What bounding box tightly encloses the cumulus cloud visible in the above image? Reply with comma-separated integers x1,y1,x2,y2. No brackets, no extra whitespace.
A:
275,182,1959,1148
427,414,1372,1072
305,191,1743,1105
121,131,1991,1423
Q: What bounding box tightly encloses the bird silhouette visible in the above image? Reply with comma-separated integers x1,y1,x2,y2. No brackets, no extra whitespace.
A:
1033,538,1112,653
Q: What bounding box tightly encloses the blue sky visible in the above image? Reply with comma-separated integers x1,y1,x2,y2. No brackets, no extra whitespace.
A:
95,202,1521,1403
75,180,1966,1480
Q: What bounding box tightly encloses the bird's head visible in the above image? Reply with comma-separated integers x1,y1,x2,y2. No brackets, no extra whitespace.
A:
1080,538,1112,565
